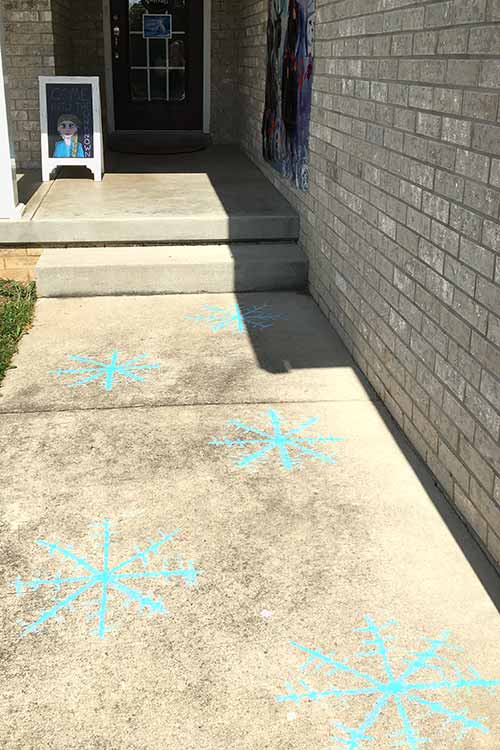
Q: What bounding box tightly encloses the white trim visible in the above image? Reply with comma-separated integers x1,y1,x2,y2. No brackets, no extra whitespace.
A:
39,76,104,182
0,9,22,219
102,0,210,135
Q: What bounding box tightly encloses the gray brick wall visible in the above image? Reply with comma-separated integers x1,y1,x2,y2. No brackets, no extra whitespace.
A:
211,0,239,142
3,0,64,169
4,0,108,169
51,0,73,76
71,0,104,77
237,0,500,570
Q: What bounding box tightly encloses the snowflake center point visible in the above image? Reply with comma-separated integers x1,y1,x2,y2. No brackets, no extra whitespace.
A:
386,679,405,695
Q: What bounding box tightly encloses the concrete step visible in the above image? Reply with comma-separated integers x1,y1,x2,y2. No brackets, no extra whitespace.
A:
35,243,308,297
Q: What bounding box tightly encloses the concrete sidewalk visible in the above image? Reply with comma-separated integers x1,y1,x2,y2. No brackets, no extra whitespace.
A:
0,292,499,750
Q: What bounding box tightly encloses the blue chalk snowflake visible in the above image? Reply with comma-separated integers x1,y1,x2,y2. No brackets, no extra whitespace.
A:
50,351,160,391
14,520,201,639
186,303,287,333
210,408,344,470
276,616,500,749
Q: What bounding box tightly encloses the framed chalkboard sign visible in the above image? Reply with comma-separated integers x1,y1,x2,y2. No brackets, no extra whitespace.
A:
39,76,103,182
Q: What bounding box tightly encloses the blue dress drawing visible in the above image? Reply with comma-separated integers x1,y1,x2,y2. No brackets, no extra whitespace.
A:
53,139,84,158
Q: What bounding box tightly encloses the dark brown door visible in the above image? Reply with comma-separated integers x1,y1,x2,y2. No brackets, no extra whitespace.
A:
110,0,203,130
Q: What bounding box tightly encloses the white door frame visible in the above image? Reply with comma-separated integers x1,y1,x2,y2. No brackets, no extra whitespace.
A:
102,0,211,135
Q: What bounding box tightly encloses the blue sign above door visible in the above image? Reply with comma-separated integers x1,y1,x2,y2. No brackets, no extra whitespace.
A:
142,13,172,38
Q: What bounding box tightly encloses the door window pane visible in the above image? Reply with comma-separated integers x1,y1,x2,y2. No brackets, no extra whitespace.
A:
149,38,167,68
169,70,185,101
130,34,147,66
150,69,167,100
169,39,184,67
128,1,144,31
130,69,148,100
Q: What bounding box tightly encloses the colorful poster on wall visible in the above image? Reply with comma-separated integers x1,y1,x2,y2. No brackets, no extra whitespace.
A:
262,0,315,191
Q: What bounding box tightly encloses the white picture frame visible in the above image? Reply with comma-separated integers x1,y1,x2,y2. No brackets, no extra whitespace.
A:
39,76,103,182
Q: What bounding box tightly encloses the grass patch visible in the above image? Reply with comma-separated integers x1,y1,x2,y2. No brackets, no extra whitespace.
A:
0,279,36,383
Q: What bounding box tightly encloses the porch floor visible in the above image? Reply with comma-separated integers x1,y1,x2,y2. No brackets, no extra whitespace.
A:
4,146,298,245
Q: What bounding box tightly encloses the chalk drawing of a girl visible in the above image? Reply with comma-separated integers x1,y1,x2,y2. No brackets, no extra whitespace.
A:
53,114,85,158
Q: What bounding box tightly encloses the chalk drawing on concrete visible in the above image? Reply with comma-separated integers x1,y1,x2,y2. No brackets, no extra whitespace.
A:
50,351,160,390
277,615,500,749
187,303,287,333
15,520,201,638
210,408,344,470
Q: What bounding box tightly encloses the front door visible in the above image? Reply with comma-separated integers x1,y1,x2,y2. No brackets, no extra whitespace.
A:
110,0,203,130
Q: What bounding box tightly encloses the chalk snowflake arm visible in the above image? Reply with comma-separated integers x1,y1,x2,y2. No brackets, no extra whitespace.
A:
290,442,341,464
36,539,98,573
116,354,156,368
15,572,91,593
110,528,181,573
391,697,429,750
115,559,201,587
291,640,383,687
398,629,458,681
332,694,394,749
109,579,168,615
50,366,102,376
228,418,275,439
68,372,113,387
408,695,490,736
20,579,96,636
68,354,111,366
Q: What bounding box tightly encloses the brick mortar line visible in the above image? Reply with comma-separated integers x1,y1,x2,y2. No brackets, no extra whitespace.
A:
321,34,500,46
327,202,496,366
311,159,498,285
320,54,500,63
314,81,500,133
308,179,500,384
311,94,500,149
325,157,499,238
317,0,497,20
314,72,500,100
316,74,500,105
309,150,498,247
308,115,500,222
310,172,493,305
323,19,499,31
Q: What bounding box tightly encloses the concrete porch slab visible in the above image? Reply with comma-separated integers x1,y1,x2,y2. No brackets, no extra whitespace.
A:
0,292,373,413
0,147,299,244
1,400,499,749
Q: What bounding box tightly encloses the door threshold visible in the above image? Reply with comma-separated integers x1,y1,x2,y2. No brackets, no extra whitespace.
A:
107,131,211,155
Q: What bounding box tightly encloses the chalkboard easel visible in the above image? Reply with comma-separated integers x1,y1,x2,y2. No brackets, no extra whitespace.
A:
39,76,103,182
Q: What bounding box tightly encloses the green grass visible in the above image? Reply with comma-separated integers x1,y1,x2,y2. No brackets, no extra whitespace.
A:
0,279,36,383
